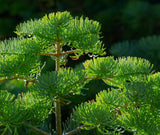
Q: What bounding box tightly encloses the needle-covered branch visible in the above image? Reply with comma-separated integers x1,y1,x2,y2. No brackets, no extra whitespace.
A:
41,49,82,57
1,11,159,135
23,122,50,135
64,125,89,135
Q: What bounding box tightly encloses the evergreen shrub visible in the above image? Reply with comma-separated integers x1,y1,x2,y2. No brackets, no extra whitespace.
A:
0,11,159,135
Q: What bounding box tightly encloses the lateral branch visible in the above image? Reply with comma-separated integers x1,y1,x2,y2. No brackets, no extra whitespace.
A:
41,49,82,57
0,76,35,84
64,125,89,135
23,122,50,135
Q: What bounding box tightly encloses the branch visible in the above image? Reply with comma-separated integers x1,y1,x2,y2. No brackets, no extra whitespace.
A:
0,76,17,83
0,76,35,84
41,49,82,57
0,71,145,84
83,71,151,83
64,125,88,135
55,41,62,135
23,122,50,135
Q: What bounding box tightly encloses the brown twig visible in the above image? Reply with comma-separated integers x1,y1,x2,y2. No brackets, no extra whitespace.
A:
41,49,82,57
64,125,89,135
0,76,35,84
23,122,50,135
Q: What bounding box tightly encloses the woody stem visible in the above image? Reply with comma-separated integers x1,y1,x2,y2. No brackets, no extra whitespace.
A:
55,41,62,135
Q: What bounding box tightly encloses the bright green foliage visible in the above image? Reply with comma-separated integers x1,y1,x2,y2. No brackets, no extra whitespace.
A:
119,74,160,135
63,17,104,54
74,101,118,130
0,10,104,82
73,89,125,134
0,11,160,135
0,90,52,134
35,68,85,98
0,38,41,55
83,56,117,79
0,38,42,78
96,89,125,109
84,56,153,87
0,11,105,134
118,105,160,135
0,54,39,78
16,11,105,56
73,70,160,135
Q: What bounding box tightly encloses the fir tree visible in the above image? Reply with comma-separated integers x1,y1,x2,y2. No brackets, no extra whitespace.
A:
0,11,159,135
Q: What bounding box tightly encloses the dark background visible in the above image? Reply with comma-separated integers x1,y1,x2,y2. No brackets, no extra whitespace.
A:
1,0,160,54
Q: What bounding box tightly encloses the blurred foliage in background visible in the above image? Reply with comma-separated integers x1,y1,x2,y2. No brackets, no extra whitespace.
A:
0,0,56,40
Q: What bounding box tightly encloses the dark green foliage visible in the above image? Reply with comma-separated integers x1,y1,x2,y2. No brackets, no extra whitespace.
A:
0,0,56,39
40,55,56,73
110,35,160,71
